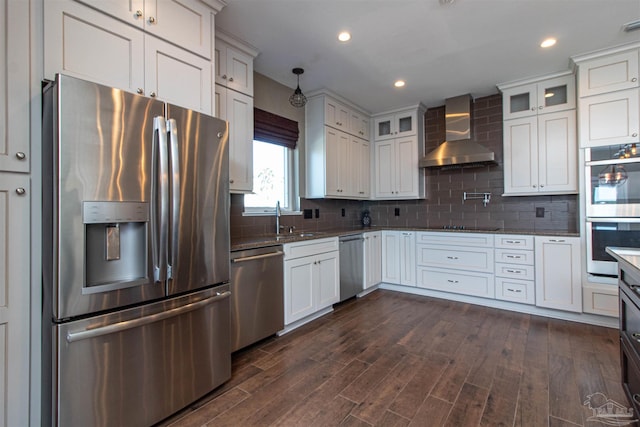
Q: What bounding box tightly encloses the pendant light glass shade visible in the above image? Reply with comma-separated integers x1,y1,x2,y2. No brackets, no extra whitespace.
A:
598,164,628,186
289,68,307,108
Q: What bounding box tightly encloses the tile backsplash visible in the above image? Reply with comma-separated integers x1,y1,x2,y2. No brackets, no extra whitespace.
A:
231,93,578,240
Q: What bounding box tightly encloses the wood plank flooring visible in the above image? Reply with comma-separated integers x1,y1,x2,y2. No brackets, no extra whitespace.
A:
162,290,626,427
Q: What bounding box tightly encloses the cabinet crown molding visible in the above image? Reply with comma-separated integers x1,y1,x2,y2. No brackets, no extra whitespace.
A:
570,41,640,66
372,103,426,117
306,89,370,115
216,29,259,58
201,0,227,13
497,69,574,92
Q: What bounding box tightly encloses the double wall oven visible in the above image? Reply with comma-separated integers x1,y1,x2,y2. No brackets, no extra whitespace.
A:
586,143,640,277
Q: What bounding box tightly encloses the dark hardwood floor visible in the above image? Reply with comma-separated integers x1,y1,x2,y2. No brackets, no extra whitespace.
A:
164,290,626,427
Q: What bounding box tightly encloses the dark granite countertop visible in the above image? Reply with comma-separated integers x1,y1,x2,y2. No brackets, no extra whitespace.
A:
231,227,579,251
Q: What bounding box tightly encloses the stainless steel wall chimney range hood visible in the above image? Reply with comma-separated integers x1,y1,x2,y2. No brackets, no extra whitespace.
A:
419,94,496,168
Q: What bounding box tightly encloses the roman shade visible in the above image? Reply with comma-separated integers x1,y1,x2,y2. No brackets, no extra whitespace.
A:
253,108,299,149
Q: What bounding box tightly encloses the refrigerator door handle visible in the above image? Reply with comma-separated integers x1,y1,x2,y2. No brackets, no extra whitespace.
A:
65,291,231,343
152,116,169,283
167,118,181,280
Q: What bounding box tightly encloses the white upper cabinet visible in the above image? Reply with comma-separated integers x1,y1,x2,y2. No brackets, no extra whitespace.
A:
305,92,372,200
0,0,30,173
324,98,350,132
350,109,370,140
77,0,214,59
214,33,257,96
576,48,639,97
578,88,640,147
500,73,576,120
45,0,215,114
374,109,418,140
573,44,640,148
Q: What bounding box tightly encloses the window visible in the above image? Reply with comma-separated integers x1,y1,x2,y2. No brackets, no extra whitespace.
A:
244,139,297,212
244,108,299,214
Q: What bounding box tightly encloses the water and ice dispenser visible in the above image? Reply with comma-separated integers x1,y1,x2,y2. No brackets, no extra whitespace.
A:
83,201,149,292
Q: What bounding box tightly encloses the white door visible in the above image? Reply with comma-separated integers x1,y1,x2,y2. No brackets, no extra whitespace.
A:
396,136,418,198
227,89,254,193
535,237,581,312
537,110,577,193
579,89,640,147
316,253,339,310
381,231,400,284
284,257,315,324
356,138,371,198
44,0,145,94
325,128,349,196
145,36,212,114
399,231,416,286
503,117,538,194
375,140,396,198
0,174,30,427
224,45,254,95
0,0,30,173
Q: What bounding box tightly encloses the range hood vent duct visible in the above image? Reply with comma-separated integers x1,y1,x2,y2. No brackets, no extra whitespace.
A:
419,94,496,169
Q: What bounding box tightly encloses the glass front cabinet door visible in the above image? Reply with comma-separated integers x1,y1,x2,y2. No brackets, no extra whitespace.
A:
501,74,576,120
374,109,418,140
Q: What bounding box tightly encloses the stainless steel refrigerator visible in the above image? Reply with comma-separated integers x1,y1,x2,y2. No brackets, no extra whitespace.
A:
42,74,231,427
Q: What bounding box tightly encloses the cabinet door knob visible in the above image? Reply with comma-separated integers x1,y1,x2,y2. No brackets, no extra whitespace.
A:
632,77,638,82
532,185,537,188
137,88,144,94
217,132,223,138
633,132,638,137
229,77,234,82
149,91,156,97
229,179,234,184
15,188,26,196
15,152,26,160
538,106,543,110
222,74,227,80
531,107,536,111
135,10,143,18
148,16,156,24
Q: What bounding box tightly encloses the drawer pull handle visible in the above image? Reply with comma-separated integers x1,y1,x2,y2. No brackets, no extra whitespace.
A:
549,239,565,243
506,288,522,293
506,255,521,259
505,240,522,244
447,279,459,284
506,269,522,274
634,394,640,404
447,256,459,260
632,333,640,343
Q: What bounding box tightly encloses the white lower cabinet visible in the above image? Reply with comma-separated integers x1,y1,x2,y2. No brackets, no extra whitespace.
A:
583,283,619,317
535,236,582,312
416,232,495,298
381,231,416,286
283,238,339,325
363,231,382,289
494,235,535,305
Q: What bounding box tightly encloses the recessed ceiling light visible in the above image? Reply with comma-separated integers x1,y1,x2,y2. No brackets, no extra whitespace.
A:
338,31,351,42
394,80,406,88
540,38,557,48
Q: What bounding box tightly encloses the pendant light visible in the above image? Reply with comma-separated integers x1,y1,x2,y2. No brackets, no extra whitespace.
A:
289,68,307,108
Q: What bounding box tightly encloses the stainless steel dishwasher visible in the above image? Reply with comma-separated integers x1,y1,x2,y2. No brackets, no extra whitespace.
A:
339,234,365,302
230,245,284,352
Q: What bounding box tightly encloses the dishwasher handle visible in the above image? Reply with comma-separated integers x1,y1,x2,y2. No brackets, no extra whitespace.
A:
340,236,364,243
231,251,284,263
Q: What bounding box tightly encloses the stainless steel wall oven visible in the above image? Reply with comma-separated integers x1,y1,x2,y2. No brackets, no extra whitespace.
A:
585,143,640,277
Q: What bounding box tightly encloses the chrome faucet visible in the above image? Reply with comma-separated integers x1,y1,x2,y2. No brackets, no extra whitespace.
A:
275,201,281,235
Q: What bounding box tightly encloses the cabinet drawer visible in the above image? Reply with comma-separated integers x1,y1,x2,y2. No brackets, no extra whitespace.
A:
494,249,534,265
621,335,640,418
283,237,339,260
416,232,493,247
582,285,618,317
495,277,535,305
494,234,533,250
495,263,535,280
417,267,494,298
417,245,494,273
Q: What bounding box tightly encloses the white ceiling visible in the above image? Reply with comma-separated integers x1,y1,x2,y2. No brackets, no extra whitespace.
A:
216,0,640,114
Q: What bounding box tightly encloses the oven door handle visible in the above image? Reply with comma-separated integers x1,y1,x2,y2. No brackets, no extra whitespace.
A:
65,291,231,343
587,217,640,223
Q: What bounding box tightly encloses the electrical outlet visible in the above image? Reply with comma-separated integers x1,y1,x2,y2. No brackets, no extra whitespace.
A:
394,207,400,216
303,209,312,219
341,208,345,217
315,209,320,218
536,207,545,218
